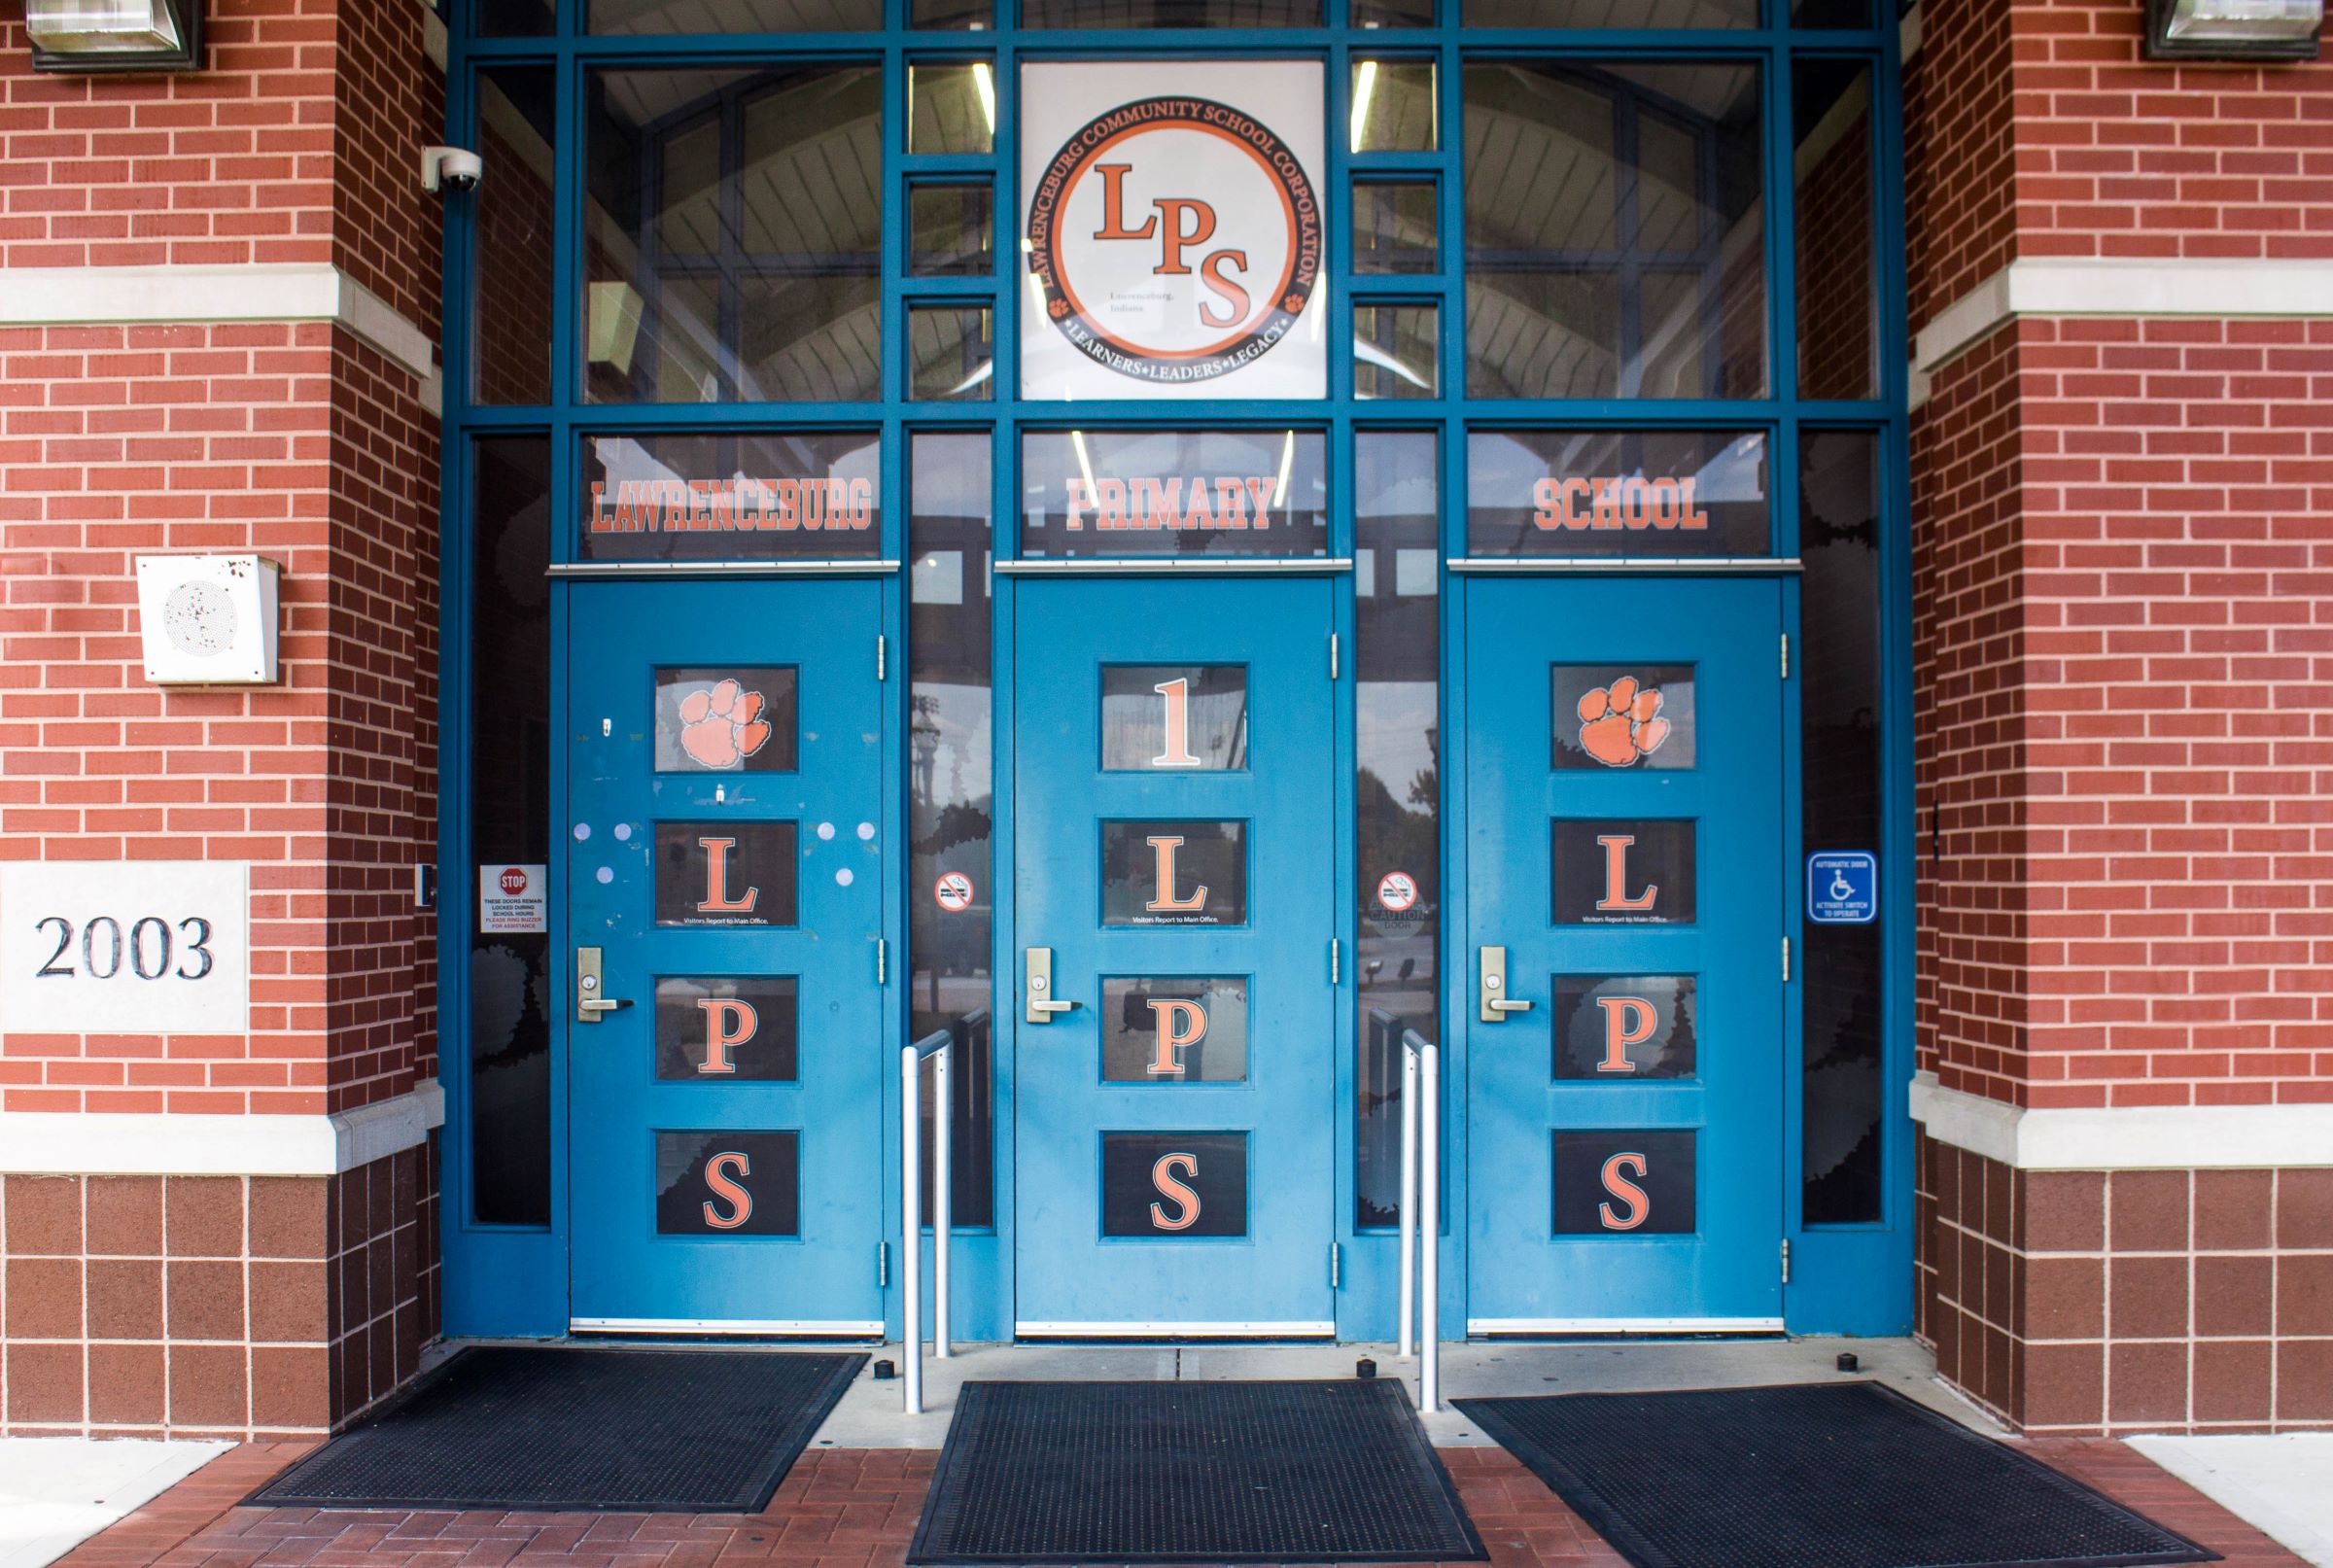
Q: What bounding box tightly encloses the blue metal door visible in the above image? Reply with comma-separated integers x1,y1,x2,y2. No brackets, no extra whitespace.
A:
1463,577,1786,1331
1013,576,1337,1335
567,578,887,1334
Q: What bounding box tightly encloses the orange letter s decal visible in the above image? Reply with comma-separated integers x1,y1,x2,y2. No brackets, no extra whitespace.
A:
1598,1152,1650,1231
703,1151,753,1230
1150,1151,1201,1231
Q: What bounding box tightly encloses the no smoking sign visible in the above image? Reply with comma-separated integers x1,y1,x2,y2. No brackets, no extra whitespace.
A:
934,872,975,913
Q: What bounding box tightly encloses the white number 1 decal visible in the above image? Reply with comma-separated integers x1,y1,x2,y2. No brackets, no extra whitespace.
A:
1151,677,1201,768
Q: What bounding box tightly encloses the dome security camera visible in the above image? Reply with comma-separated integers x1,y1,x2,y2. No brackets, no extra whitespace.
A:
421,146,484,193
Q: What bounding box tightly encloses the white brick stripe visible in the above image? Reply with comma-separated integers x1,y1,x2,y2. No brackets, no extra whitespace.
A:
0,262,437,383
1915,258,2333,374
1909,1070,2333,1170
0,1080,442,1176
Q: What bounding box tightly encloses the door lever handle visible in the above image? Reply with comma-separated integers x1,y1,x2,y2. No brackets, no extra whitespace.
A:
1026,946,1080,1024
575,947,633,1024
1479,945,1535,1023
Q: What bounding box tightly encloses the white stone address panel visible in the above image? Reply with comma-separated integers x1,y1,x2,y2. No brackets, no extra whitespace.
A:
0,861,251,1034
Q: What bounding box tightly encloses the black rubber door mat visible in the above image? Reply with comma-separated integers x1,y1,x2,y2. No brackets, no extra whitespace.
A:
249,1345,865,1512
908,1379,1486,1564
1456,1381,2216,1568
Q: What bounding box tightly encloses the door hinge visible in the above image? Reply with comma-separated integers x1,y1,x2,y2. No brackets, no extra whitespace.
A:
876,937,888,986
878,1240,889,1288
1780,1237,1792,1284
1781,936,1792,982
1329,936,1341,985
1780,632,1790,679
877,633,888,681
1329,631,1340,680
1330,1241,1342,1289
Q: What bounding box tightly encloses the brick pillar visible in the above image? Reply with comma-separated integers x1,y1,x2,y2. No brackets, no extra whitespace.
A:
1905,0,2333,1434
0,0,443,1436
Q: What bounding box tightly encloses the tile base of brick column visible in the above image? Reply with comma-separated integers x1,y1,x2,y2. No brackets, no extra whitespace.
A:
1916,1130,2333,1435
0,1135,440,1438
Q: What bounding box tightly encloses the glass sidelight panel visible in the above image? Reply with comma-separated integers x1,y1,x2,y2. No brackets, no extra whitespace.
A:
584,67,882,402
910,432,996,1229
1793,61,1879,401
473,69,556,404
1800,431,1884,1224
1463,60,1764,399
1102,978,1250,1081
1355,431,1441,1229
469,436,553,1228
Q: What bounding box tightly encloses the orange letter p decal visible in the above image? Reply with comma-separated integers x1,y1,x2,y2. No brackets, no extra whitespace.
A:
1595,995,1658,1073
1145,997,1208,1076
695,997,757,1075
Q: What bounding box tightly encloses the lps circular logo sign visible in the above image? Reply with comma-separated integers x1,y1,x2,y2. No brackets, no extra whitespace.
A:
1027,96,1322,386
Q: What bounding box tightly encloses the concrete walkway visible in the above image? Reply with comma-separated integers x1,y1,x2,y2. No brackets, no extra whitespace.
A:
2131,1435,2333,1567
0,1438,226,1568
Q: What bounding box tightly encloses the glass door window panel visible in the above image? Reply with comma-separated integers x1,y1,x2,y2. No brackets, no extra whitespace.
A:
1463,60,1765,400
585,67,883,403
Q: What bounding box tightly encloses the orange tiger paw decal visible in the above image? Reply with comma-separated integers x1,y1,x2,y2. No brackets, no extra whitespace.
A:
677,679,772,770
1576,676,1671,767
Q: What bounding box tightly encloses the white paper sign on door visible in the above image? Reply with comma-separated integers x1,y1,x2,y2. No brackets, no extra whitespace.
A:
479,863,548,933
1021,60,1327,401
0,861,252,1034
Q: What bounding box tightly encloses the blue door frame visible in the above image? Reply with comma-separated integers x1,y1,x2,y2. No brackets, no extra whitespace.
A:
435,0,1917,1345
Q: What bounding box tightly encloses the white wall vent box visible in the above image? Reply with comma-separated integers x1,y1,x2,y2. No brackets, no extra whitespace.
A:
134,553,282,684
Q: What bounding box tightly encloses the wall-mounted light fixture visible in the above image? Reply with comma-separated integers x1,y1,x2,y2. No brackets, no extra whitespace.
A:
27,0,202,71
2145,0,2321,59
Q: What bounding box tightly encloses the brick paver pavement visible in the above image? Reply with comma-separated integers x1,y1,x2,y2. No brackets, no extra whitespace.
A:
48,1436,2313,1568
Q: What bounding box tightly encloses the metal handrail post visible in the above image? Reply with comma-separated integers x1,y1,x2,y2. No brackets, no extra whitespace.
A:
1398,1042,1418,1359
932,1039,953,1359
899,1041,923,1415
1418,1036,1442,1413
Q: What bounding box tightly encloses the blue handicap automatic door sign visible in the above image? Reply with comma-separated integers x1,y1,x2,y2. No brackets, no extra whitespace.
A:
1806,852,1877,924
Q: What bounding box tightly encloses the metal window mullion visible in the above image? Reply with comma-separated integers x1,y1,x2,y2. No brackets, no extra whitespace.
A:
1766,40,1795,411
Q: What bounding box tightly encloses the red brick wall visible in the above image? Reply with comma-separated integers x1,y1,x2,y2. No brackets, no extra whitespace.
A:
0,0,335,271
2009,0,2333,265
1912,314,2333,1112
1905,0,2021,329
0,323,435,1117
